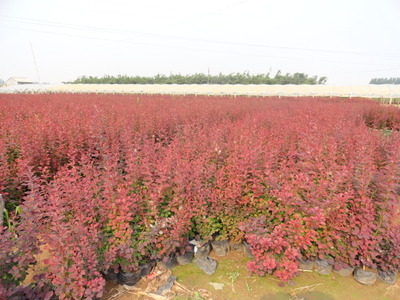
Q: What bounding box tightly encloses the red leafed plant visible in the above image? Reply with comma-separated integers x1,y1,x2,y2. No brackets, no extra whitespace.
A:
0,93,399,295
240,200,326,282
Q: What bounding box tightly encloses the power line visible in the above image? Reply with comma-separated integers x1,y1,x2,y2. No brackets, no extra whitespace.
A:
325,66,400,76
30,42,41,85
165,0,251,29
2,24,398,69
1,14,400,59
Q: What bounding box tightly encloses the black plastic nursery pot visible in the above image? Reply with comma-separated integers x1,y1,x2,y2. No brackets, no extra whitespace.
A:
353,267,378,285
229,240,244,251
333,265,355,277
211,239,230,257
140,260,156,276
116,261,156,286
314,258,334,275
377,269,397,285
195,240,211,258
159,253,179,269
298,259,315,271
117,269,143,286
176,244,195,265
243,241,254,259
103,269,119,282
194,255,218,275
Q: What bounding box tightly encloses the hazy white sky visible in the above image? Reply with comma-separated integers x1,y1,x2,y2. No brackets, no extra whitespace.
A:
1,0,400,85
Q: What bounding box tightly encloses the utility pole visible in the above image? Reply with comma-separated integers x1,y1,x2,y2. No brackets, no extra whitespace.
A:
207,68,210,84
30,42,41,85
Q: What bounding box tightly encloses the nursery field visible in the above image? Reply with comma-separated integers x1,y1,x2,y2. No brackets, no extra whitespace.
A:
0,93,399,299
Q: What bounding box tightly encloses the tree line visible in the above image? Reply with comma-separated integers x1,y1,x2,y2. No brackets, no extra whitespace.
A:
369,77,400,84
68,71,327,85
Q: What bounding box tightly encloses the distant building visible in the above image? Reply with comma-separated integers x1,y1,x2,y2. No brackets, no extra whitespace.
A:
6,77,34,86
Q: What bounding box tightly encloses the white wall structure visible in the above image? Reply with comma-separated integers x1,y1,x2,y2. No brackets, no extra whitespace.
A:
1,84,400,99
5,77,34,87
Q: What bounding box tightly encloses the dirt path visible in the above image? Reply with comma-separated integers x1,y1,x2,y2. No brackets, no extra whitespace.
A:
103,249,400,300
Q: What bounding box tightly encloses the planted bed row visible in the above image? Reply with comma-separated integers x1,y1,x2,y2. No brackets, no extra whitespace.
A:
0,94,399,299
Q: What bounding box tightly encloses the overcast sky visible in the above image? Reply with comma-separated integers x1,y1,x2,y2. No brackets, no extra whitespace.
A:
1,0,400,85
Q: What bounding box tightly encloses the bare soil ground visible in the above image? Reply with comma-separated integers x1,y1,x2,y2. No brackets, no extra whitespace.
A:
103,249,400,300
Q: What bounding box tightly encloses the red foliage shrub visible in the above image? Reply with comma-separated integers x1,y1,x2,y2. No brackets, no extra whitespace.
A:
0,93,399,295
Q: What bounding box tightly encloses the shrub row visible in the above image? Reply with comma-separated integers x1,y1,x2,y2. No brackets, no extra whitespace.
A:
0,94,399,299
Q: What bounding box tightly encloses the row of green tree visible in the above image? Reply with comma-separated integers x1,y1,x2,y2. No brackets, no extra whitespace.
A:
68,71,327,85
369,77,400,84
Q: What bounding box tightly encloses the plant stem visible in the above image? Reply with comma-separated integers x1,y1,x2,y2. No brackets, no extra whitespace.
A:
0,194,3,226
